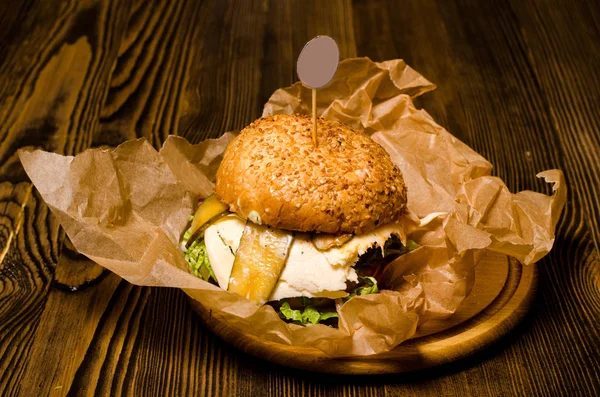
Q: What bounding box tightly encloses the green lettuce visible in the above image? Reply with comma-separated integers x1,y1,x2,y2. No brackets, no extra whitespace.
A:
279,301,338,325
182,229,216,282
355,236,419,270
405,239,419,252
382,237,419,257
345,276,379,301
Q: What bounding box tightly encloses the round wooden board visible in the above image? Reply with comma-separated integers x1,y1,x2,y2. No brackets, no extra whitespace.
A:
187,251,537,374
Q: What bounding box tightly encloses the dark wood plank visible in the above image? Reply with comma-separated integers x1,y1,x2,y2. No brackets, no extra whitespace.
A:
353,0,600,395
0,0,131,181
178,0,357,144
0,0,133,395
96,0,201,147
509,0,600,245
0,183,59,396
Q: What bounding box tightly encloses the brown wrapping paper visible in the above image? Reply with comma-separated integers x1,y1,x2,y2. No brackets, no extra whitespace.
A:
19,58,566,357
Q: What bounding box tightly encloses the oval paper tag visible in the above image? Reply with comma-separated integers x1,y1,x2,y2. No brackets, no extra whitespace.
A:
297,36,339,88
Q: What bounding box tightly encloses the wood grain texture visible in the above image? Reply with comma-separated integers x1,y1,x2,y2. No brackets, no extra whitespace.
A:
0,0,599,396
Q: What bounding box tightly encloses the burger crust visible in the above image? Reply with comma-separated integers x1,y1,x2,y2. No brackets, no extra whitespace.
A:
215,114,407,234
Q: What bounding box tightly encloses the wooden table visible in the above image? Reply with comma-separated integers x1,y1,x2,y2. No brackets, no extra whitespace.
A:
1,0,598,395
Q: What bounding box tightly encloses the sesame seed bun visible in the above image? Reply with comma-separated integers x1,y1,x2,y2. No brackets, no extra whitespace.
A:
215,114,407,234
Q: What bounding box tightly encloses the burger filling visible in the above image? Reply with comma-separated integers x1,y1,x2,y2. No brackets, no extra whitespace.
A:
182,195,417,327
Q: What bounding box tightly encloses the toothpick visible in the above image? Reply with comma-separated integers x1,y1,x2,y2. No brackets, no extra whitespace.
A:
297,36,339,146
312,88,317,146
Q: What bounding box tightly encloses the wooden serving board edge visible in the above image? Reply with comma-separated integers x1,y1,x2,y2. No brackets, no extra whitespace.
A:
187,257,537,375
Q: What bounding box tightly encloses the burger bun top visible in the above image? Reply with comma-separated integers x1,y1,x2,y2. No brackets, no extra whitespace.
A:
215,114,407,234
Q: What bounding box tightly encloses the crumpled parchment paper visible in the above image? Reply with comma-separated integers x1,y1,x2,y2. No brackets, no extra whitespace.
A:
19,57,566,357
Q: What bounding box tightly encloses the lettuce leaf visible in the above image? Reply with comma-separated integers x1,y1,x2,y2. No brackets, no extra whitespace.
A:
301,306,321,324
279,301,339,325
318,311,340,321
382,237,419,257
355,236,419,270
279,278,380,326
279,301,304,322
182,229,216,282
345,276,379,301
405,239,419,252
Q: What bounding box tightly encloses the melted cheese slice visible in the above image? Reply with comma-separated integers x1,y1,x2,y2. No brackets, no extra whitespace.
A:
204,215,246,289
269,234,358,300
205,220,404,300
320,222,405,268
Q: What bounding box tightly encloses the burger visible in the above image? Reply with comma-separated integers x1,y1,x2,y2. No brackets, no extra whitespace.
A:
182,114,416,326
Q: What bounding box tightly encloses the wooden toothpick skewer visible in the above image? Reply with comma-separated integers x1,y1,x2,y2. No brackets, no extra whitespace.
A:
312,88,317,146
